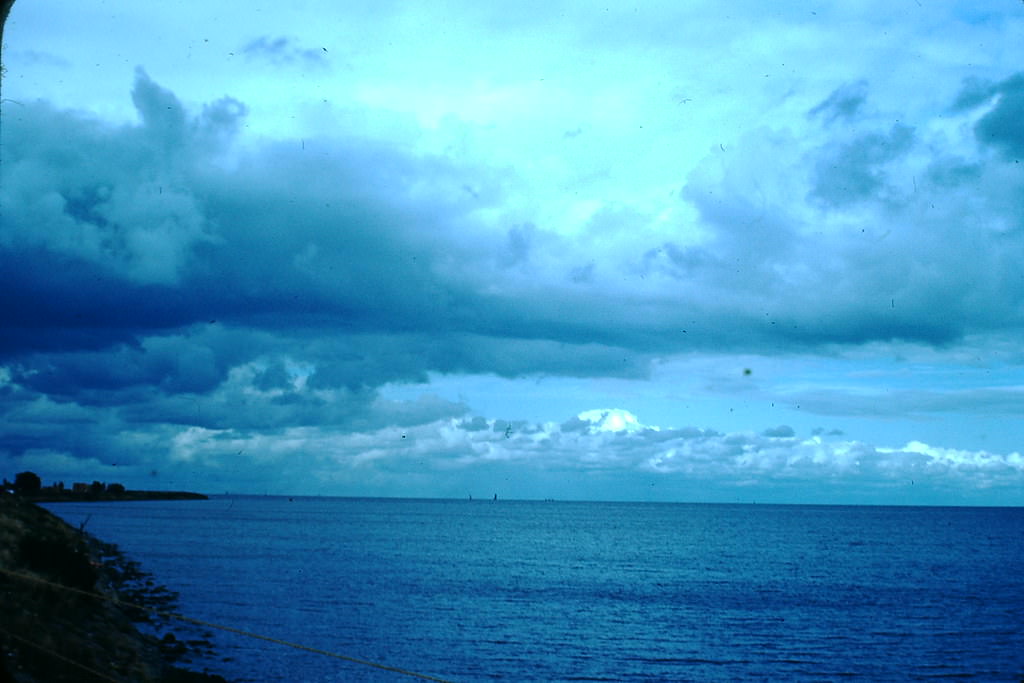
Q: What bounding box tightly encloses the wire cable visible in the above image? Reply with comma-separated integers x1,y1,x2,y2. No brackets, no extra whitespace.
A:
0,567,456,683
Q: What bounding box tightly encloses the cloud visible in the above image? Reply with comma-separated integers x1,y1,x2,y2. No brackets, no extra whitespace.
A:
14,407,1008,503
779,385,1024,418
1,69,244,292
9,49,71,69
241,36,328,68
130,68,189,150
3,68,1024,502
8,70,1024,368
762,425,795,438
670,75,1024,351
809,123,915,207
951,74,1024,155
808,80,869,124
574,408,652,434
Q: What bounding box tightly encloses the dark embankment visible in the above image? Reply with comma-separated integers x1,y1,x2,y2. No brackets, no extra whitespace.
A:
0,494,228,682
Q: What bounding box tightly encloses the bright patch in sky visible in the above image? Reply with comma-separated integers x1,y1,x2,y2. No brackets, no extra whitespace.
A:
576,409,651,434
2,0,1024,504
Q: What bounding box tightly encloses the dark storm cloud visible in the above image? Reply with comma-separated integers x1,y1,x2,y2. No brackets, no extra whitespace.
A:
252,360,292,392
4,69,1024,477
3,72,480,359
0,69,668,477
8,327,255,405
951,73,1024,151
10,70,1023,383
971,73,1024,159
0,389,156,466
0,251,193,355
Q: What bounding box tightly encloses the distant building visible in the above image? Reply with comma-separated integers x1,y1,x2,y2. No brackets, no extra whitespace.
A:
72,482,90,494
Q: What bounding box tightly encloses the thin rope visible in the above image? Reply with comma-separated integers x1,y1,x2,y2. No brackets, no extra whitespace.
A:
0,567,457,683
0,626,123,683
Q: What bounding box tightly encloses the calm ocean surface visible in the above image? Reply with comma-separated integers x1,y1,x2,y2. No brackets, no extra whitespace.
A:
44,498,1024,682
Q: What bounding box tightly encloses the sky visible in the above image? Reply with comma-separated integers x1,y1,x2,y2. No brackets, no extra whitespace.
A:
2,1,1024,505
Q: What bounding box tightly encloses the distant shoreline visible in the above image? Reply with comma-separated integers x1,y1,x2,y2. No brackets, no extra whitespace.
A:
14,490,209,503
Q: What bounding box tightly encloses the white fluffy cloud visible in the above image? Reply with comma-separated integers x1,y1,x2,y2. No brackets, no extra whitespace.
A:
19,408,1003,504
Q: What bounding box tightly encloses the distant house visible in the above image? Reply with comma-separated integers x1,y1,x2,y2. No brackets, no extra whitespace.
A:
72,482,90,494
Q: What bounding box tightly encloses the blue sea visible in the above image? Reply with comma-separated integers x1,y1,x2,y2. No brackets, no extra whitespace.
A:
44,497,1024,682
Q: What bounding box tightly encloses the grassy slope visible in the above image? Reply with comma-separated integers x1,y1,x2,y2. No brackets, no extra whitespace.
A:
0,495,227,683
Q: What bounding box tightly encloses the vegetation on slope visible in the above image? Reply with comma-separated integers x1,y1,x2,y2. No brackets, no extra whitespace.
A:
0,494,227,682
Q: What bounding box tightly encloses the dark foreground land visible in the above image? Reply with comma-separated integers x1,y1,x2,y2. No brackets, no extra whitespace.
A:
0,494,228,682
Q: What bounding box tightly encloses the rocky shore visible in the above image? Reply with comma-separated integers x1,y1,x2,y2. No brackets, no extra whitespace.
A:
0,494,228,682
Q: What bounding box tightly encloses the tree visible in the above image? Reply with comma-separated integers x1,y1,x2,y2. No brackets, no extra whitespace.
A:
14,471,41,493
1,1,16,83
107,482,126,494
